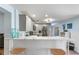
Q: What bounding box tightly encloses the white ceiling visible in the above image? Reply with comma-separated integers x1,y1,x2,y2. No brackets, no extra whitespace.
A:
11,4,79,23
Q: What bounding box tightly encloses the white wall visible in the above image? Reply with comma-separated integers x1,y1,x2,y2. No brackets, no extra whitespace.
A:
0,4,20,32
56,16,79,53
35,24,51,36
0,10,11,38
36,24,47,32
4,12,11,38
0,4,15,29
36,24,43,32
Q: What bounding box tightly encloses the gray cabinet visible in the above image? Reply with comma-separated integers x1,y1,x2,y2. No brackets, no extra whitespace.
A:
19,15,26,31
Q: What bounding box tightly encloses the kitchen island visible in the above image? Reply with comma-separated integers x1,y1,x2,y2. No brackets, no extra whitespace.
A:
12,36,70,54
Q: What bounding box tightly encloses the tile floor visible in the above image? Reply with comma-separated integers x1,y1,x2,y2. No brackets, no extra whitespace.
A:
69,50,79,55
13,48,79,55
25,48,52,55
26,49,79,55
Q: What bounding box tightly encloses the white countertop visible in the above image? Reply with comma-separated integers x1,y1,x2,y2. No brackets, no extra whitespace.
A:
12,36,70,40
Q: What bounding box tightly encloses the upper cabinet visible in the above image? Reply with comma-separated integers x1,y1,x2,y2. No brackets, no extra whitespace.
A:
19,15,26,31
26,16,33,32
19,15,34,32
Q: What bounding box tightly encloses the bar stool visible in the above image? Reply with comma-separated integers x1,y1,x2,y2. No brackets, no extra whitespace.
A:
10,48,26,55
50,48,65,55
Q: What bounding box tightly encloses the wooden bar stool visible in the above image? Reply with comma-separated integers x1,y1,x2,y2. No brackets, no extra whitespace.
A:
0,48,4,55
11,48,26,55
50,48,65,55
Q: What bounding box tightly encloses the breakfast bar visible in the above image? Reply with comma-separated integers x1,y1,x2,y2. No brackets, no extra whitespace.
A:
12,36,70,55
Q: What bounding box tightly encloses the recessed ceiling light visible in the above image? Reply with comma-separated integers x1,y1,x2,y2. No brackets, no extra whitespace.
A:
45,14,48,17
35,24,38,27
32,14,36,18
